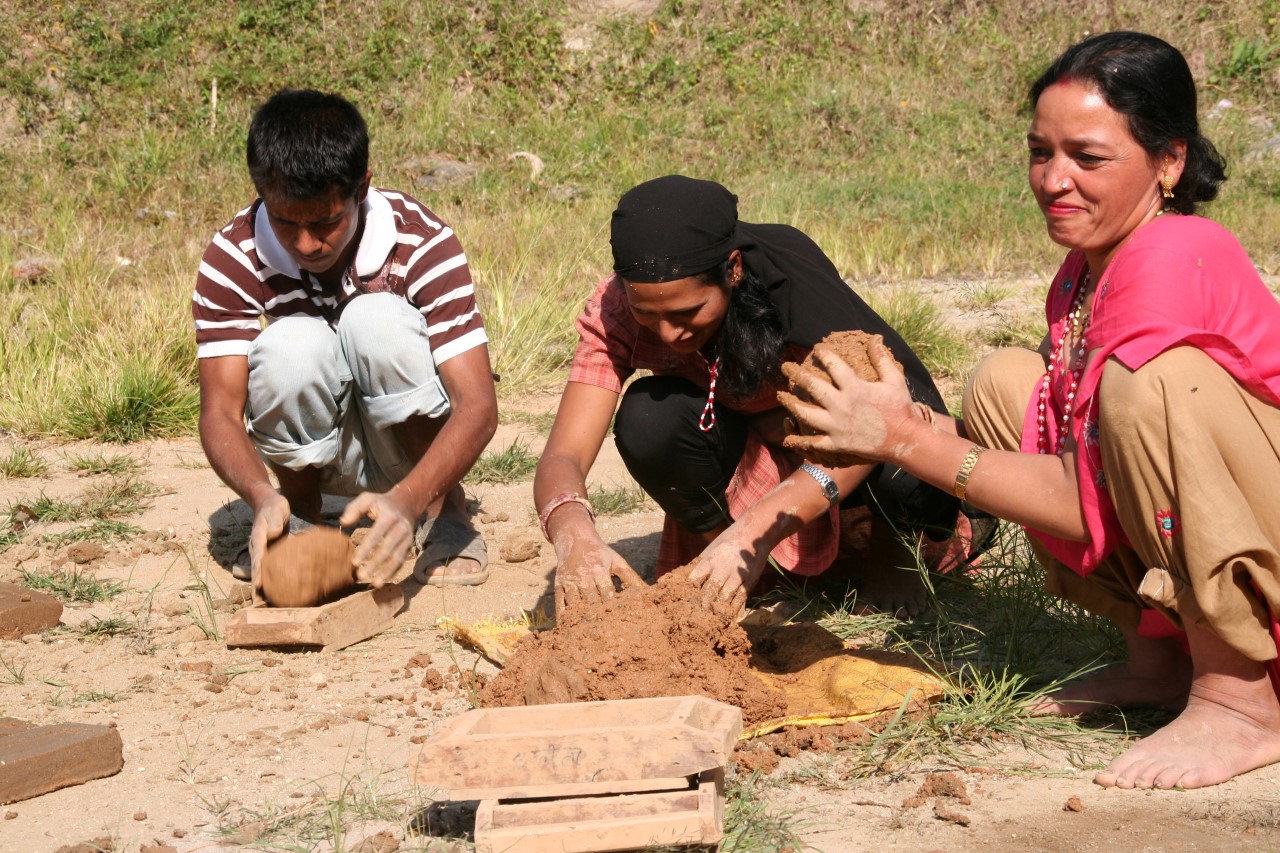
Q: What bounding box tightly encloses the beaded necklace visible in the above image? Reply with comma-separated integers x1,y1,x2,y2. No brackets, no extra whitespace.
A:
1036,269,1092,456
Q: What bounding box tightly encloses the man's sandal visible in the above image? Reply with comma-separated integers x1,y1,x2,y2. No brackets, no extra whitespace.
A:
412,516,490,587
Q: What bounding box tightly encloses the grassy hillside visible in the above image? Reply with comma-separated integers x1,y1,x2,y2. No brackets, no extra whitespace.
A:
2,0,1278,436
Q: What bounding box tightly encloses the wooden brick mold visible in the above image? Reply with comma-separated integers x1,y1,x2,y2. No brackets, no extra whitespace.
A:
473,768,725,853
411,695,741,800
225,583,403,652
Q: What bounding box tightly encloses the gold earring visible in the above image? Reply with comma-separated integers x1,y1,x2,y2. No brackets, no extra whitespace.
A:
1161,169,1175,199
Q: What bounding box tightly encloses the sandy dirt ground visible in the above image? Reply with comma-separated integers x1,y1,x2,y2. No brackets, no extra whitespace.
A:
3,340,1279,851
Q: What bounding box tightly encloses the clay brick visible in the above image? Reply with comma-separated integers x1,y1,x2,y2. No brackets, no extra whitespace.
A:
0,722,124,804
0,582,63,639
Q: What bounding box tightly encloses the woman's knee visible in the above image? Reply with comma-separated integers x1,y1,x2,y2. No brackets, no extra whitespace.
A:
1097,348,1215,441
962,347,1043,450
614,376,703,469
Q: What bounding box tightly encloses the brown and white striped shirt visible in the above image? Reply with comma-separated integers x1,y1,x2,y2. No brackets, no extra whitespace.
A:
192,188,486,363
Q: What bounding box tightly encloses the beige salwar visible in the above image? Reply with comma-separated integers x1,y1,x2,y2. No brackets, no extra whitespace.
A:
963,346,1280,663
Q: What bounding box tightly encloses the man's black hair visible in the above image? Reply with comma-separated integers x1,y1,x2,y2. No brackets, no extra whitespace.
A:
246,88,369,201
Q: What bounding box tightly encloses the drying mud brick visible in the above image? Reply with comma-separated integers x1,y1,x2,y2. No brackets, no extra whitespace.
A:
225,584,404,652
259,527,357,608
413,696,740,800
0,720,124,804
480,566,786,727
781,330,904,468
0,582,63,639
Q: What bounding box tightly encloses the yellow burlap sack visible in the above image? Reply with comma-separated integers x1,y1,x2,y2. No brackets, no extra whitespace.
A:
442,611,945,738
438,605,554,666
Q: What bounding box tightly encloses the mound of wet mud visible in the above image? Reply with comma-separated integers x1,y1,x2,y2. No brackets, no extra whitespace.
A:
478,566,788,726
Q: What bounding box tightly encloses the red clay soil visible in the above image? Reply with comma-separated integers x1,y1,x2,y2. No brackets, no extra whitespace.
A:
479,566,788,727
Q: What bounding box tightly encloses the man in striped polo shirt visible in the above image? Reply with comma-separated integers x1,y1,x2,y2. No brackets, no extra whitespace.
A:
193,89,496,591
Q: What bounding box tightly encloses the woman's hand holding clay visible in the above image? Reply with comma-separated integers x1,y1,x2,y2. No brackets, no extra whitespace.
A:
779,336,922,468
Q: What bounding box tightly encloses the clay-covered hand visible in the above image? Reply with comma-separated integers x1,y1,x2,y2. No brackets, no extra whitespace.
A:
340,490,416,586
687,523,768,617
779,338,918,465
249,492,292,595
551,526,644,612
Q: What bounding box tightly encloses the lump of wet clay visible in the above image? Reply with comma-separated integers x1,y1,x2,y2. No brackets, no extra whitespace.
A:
479,565,787,727
781,330,903,469
259,527,356,608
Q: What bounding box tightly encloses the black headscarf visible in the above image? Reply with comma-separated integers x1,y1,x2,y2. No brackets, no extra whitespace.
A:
610,175,945,411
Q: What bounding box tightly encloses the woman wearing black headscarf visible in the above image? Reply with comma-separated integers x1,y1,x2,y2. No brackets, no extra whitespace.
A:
534,175,963,615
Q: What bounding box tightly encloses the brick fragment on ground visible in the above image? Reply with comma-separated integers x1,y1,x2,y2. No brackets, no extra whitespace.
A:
0,720,124,804
0,582,63,639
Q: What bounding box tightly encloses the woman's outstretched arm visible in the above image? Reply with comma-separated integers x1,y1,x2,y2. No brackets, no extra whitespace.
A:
780,340,1089,542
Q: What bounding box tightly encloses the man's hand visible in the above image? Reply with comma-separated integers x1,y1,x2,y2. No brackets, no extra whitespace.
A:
551,526,644,612
341,490,416,586
248,492,292,594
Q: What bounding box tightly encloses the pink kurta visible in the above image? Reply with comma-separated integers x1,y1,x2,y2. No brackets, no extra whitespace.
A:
1025,215,1280,575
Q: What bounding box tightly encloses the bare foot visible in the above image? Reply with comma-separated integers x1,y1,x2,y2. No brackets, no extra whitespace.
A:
1093,619,1280,790
1031,621,1191,716
1032,659,1191,716
1095,676,1280,789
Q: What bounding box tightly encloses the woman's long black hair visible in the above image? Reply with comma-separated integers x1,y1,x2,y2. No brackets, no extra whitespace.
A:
702,258,786,401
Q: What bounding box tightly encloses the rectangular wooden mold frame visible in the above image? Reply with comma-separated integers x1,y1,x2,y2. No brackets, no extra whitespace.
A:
412,695,742,800
473,768,725,853
225,584,403,652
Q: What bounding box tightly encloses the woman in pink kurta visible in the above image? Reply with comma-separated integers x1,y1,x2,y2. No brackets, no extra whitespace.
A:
781,31,1280,791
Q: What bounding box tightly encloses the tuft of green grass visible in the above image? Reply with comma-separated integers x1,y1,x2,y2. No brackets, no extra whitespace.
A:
589,483,650,516
466,438,540,485
0,445,50,478
1212,35,1279,84
73,615,138,640
498,409,558,436
719,774,807,852
0,653,27,685
182,555,222,642
64,450,142,477
982,316,1044,350
865,288,971,379
67,359,200,443
72,688,126,705
791,521,1127,776
41,519,145,547
19,566,126,604
8,475,158,527
955,280,1017,312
